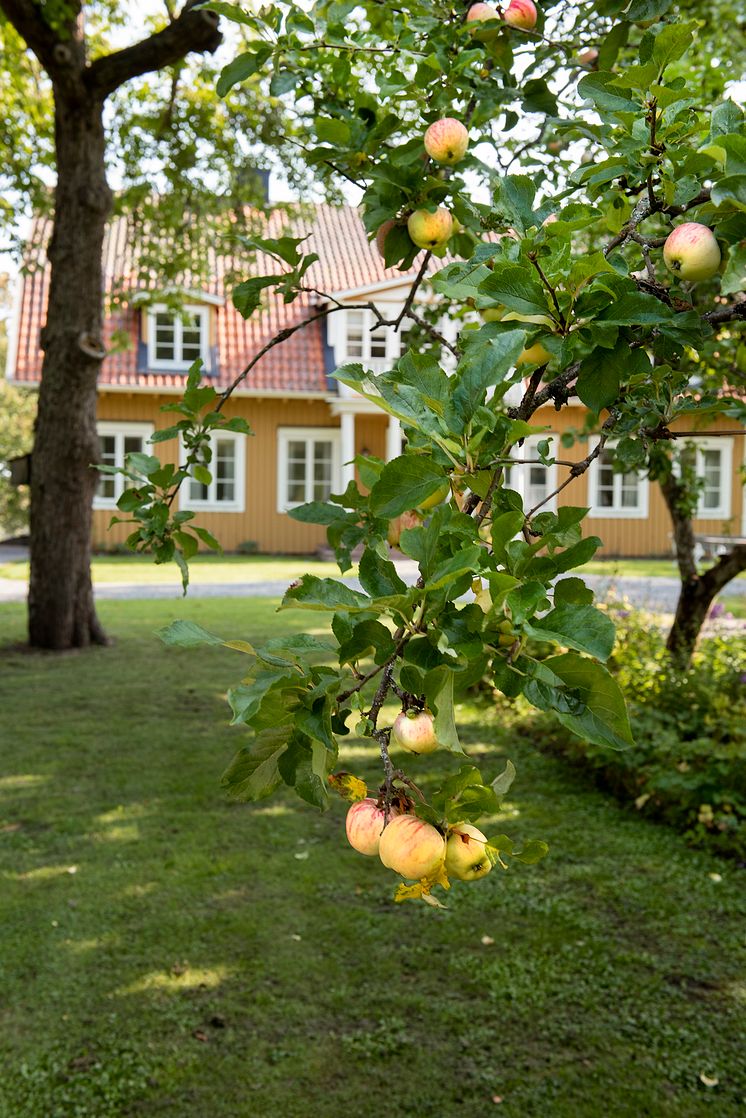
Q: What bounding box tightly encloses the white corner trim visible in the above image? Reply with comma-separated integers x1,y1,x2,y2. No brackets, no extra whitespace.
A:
4,270,24,383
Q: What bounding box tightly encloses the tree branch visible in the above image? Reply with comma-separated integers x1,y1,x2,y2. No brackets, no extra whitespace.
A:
85,1,222,99
0,0,75,78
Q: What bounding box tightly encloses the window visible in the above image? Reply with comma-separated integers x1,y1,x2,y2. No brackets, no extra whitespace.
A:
148,304,209,370
94,422,153,508
181,432,245,513
588,440,649,518
342,309,410,369
277,427,341,512
503,436,558,513
679,437,733,519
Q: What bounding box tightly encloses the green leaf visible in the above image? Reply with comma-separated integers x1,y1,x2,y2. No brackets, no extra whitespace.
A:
426,545,484,591
652,21,697,71
554,577,594,606
157,619,242,649
492,759,516,797
338,620,396,665
221,725,293,801
288,501,350,525
369,456,448,519
494,175,537,233
358,547,407,597
479,265,551,318
450,331,527,426
281,575,370,612
578,72,640,113
524,604,615,660
541,653,633,750
192,464,212,486
423,666,464,754
576,353,620,414
217,46,272,97
721,243,746,296
315,117,351,146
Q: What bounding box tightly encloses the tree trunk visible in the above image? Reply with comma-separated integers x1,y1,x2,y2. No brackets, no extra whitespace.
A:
661,473,746,669
28,90,112,649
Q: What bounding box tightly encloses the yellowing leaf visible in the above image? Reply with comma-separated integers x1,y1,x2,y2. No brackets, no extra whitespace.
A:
223,639,256,655
327,772,368,802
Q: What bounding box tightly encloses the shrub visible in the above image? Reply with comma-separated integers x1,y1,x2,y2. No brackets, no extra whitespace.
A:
527,606,746,859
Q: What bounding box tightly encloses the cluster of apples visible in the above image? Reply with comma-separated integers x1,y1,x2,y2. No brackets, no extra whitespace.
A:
466,0,538,33
346,798,493,883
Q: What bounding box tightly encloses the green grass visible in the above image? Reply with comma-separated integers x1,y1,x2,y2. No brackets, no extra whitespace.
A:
1,600,745,1118
0,553,351,584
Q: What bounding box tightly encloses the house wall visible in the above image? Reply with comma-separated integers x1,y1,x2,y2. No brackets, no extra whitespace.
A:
94,392,745,557
94,392,389,553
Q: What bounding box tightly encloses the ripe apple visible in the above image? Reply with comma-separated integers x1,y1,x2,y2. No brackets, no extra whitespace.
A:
392,710,439,754
502,0,537,30
663,222,721,283
407,207,454,250
466,2,501,37
542,213,559,226
424,118,469,166
516,340,552,365
445,823,493,881
375,219,397,258
387,508,423,548
346,798,394,856
577,47,599,69
418,480,450,511
378,815,446,879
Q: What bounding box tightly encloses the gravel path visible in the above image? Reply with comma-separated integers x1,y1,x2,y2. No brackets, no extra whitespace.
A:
1,563,745,612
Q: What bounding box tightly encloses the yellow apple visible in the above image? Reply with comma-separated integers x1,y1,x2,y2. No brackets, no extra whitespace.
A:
407,207,454,250
516,341,552,365
424,118,469,166
378,815,446,879
502,0,537,30
663,223,721,283
418,480,450,511
480,306,505,322
445,823,493,881
392,710,439,755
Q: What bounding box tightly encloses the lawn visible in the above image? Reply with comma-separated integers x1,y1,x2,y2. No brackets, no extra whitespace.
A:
2,552,744,585
1,599,744,1118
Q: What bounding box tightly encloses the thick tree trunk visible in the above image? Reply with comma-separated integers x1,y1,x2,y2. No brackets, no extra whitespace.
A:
661,474,746,669
28,91,112,649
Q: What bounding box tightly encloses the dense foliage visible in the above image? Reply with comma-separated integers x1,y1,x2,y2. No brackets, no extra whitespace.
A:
109,0,745,903
531,605,746,857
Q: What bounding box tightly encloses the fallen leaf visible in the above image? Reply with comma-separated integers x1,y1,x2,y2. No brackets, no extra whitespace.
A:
481,935,495,946
699,1073,719,1088
192,1030,209,1044
708,873,722,883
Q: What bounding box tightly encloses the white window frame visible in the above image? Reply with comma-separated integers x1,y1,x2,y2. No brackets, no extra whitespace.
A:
147,304,210,370
339,308,410,370
679,436,733,520
505,435,559,513
94,422,154,509
179,431,245,514
588,437,649,519
277,426,342,513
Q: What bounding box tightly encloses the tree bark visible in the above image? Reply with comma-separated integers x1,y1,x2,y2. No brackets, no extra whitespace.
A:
661,473,746,669
28,88,112,649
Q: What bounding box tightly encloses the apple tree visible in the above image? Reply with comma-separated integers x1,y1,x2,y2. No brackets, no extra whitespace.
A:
118,0,743,904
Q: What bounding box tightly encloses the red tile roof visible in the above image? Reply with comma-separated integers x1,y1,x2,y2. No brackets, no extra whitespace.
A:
11,205,428,395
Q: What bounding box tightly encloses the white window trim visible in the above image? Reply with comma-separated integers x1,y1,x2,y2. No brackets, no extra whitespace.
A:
277,426,342,514
679,436,733,520
508,435,559,513
588,437,649,519
94,421,154,509
147,304,210,371
338,307,405,369
179,431,245,514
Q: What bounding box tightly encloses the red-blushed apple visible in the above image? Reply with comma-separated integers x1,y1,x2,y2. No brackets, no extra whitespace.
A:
663,223,721,282
375,219,397,258
577,47,599,68
378,815,446,879
392,710,439,755
516,340,552,365
387,508,423,548
542,213,559,226
445,823,493,881
424,118,469,165
466,2,501,38
502,0,537,30
346,798,395,856
418,480,450,511
407,207,453,250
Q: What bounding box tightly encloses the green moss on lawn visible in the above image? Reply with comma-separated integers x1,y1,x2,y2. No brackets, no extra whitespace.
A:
1,600,744,1117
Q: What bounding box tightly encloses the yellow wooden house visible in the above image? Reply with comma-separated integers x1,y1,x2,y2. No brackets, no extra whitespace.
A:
7,205,744,556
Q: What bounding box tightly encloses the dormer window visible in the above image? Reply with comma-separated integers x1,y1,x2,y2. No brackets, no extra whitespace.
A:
148,304,209,370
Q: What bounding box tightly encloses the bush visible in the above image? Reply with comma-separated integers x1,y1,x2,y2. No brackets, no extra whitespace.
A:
527,606,746,859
